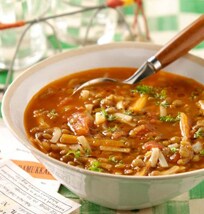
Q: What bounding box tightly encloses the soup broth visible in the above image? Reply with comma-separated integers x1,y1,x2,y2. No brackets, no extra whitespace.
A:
24,67,204,176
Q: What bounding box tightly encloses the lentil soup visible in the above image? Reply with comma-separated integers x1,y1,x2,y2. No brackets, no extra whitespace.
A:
24,67,204,176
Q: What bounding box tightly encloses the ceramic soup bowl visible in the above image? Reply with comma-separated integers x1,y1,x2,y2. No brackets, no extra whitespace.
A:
2,42,204,210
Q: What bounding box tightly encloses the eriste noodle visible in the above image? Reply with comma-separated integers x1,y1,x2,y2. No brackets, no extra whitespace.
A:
24,67,204,176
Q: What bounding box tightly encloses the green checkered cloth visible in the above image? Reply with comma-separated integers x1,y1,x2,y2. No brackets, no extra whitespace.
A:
1,0,204,213
50,0,204,58
57,181,204,214
142,0,204,58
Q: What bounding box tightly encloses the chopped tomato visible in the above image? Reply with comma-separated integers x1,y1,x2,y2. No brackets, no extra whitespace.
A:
142,141,164,150
67,112,93,135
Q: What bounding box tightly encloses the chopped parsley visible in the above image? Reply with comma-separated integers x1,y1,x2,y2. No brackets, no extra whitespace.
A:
155,89,167,100
107,125,118,132
194,128,204,139
84,148,91,156
133,85,154,95
101,108,108,117
124,110,134,115
108,155,118,163
66,150,81,158
170,147,178,153
88,160,102,172
107,114,117,121
101,108,116,121
160,114,180,122
132,85,167,100
200,150,204,156
160,100,170,108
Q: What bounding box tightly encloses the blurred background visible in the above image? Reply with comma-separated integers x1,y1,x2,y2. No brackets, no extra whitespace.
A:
48,0,204,58
0,0,203,91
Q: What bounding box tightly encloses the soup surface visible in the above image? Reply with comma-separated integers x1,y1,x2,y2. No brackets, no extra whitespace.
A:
24,67,204,176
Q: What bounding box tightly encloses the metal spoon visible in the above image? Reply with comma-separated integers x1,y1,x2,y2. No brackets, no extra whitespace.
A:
74,15,204,93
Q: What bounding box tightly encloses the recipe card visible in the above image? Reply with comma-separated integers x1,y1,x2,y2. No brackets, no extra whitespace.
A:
0,120,60,191
0,121,37,162
0,160,80,214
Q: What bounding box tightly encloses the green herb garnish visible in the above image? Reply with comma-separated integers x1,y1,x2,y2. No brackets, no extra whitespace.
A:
170,147,178,153
200,150,204,156
124,110,134,115
132,85,154,95
194,128,204,139
84,148,91,156
155,89,167,100
107,114,117,121
66,150,81,158
101,108,116,121
160,100,170,108
132,85,167,100
160,114,180,122
107,125,118,132
108,155,118,163
88,160,102,172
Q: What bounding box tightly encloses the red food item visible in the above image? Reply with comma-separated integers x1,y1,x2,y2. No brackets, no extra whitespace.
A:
143,141,164,150
67,112,93,136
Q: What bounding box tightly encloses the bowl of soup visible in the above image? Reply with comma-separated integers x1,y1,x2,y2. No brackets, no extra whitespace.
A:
2,42,204,210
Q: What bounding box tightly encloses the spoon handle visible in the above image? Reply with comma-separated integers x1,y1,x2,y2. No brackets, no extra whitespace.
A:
155,15,204,68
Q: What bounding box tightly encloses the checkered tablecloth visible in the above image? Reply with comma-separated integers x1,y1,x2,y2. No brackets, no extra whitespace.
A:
49,0,204,58
1,0,204,213
57,182,204,214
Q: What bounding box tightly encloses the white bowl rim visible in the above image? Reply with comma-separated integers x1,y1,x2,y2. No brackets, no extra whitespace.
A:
2,41,204,181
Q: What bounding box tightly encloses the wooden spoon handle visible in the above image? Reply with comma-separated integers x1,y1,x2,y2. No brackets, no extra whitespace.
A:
155,15,204,68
